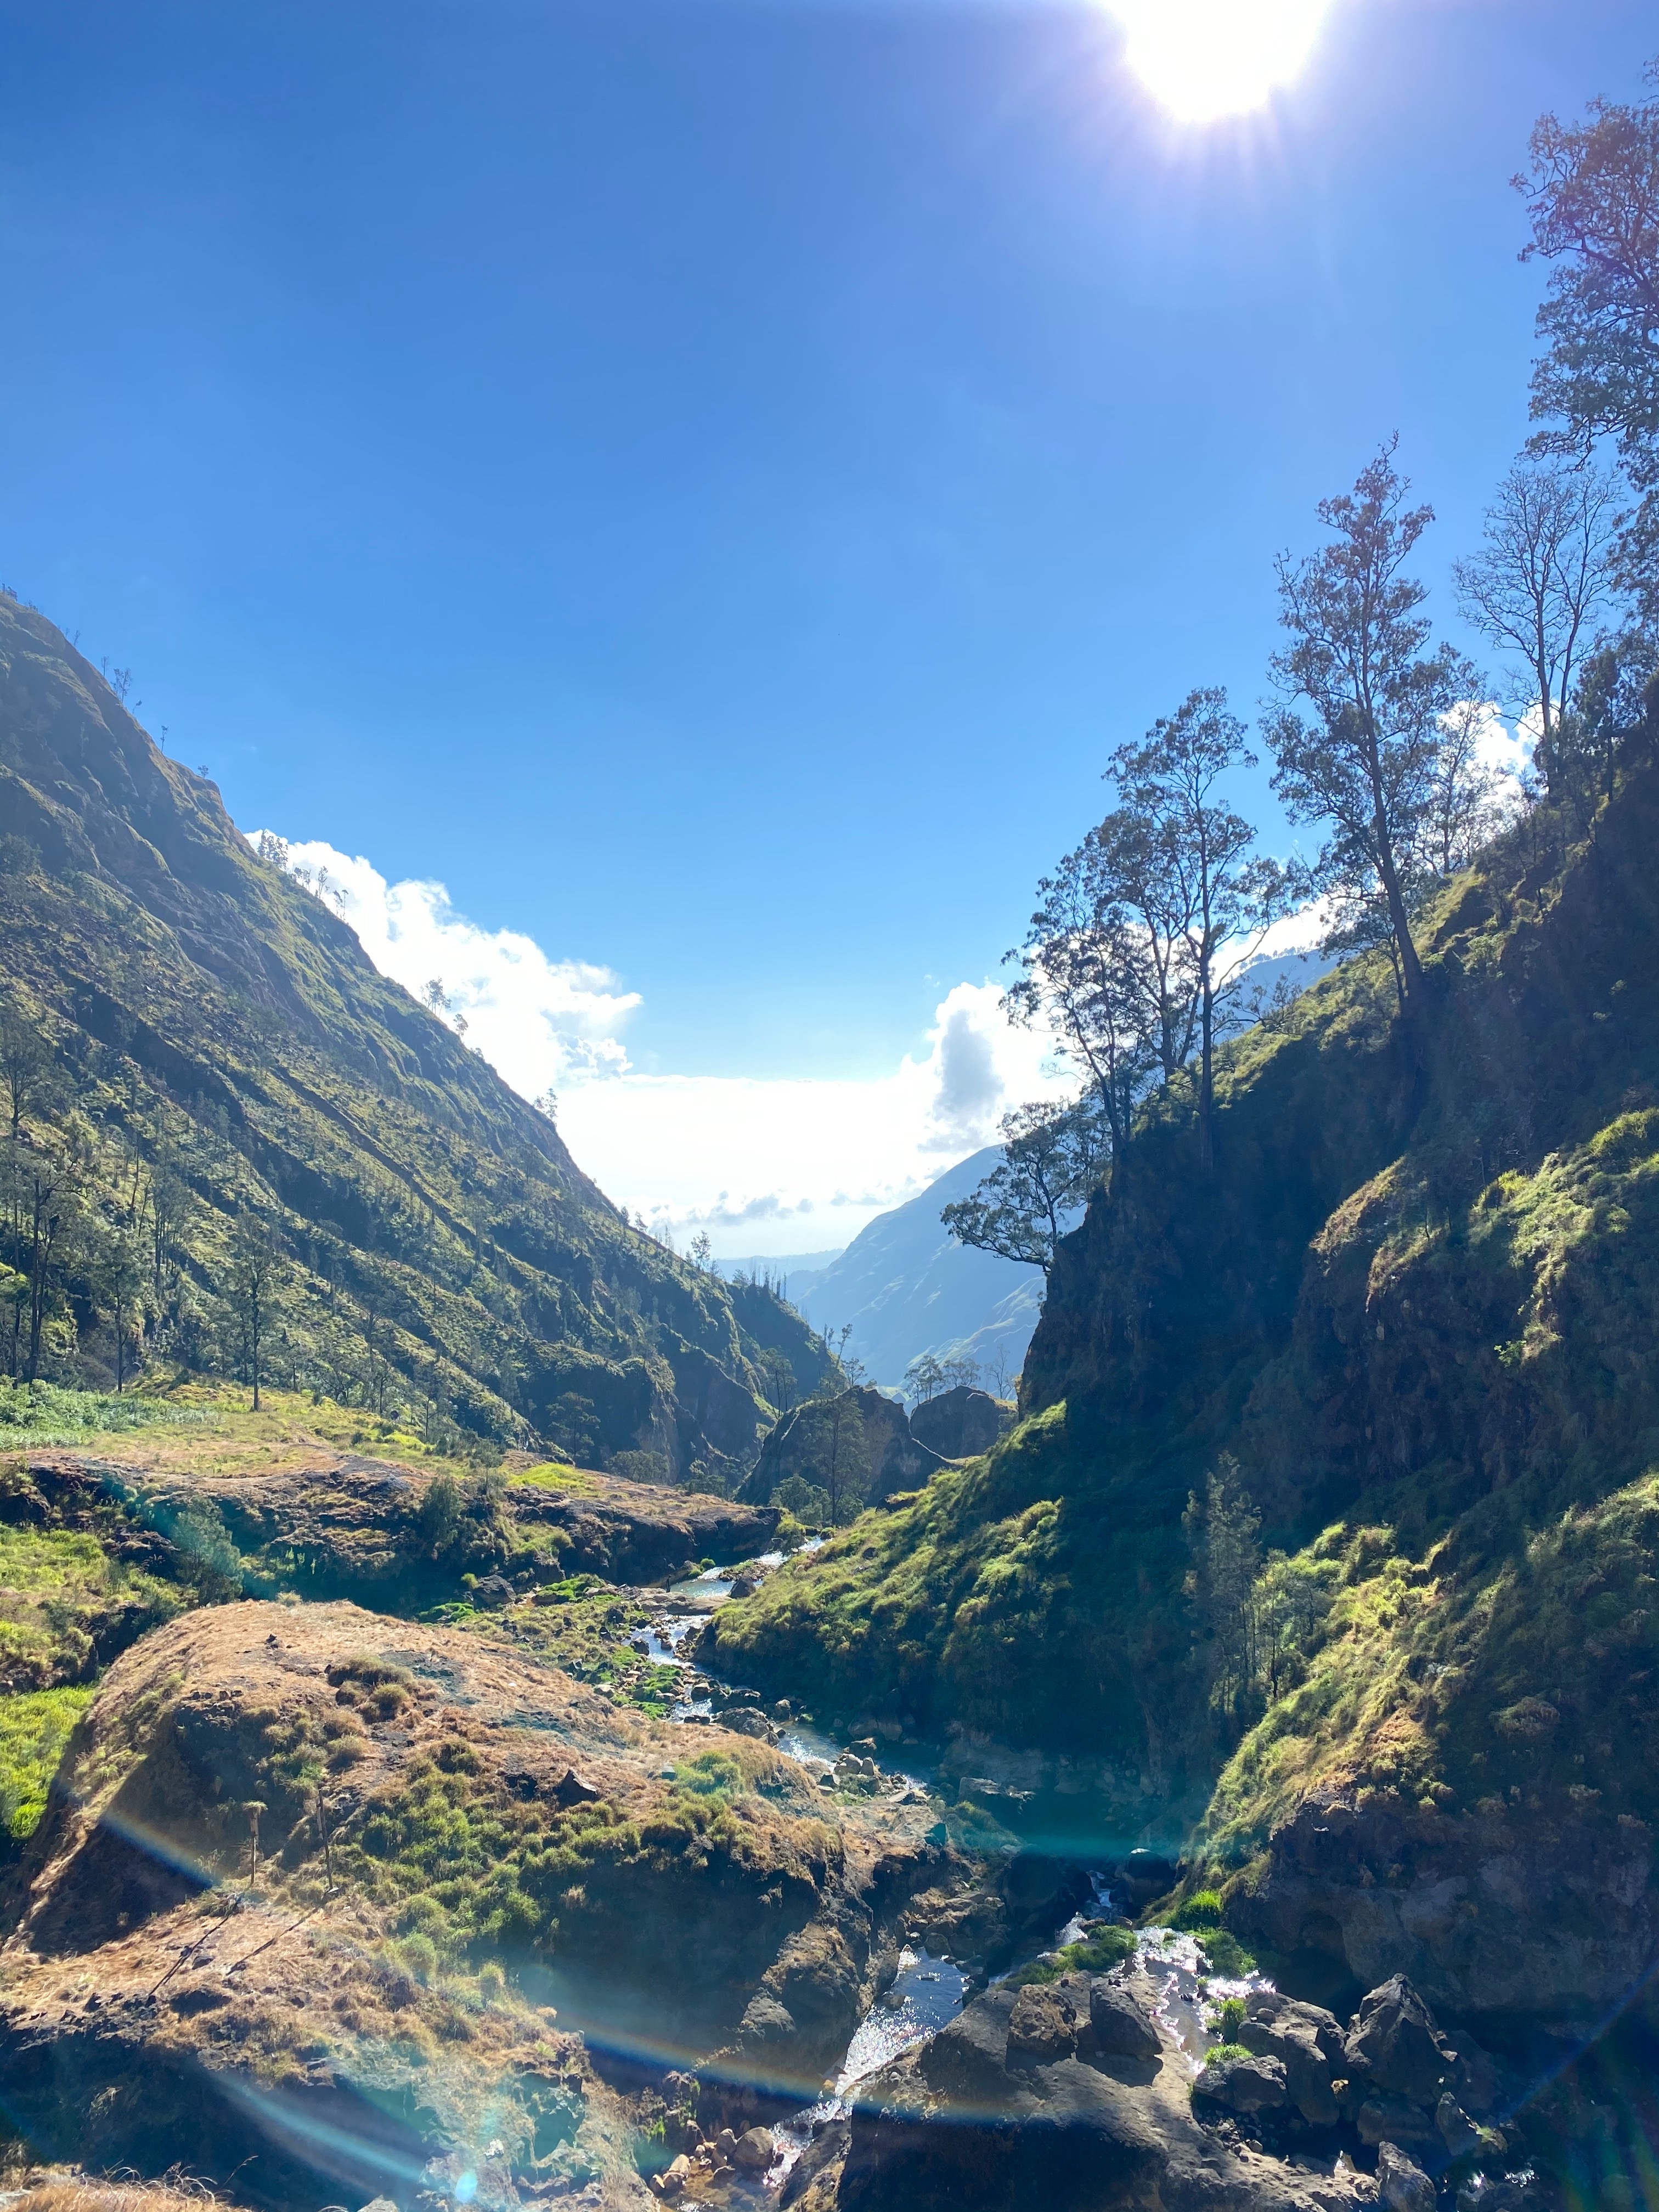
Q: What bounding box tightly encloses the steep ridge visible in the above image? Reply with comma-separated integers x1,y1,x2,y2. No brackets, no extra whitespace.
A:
0,595,833,1466
709,731,1659,2031
792,1149,1044,1391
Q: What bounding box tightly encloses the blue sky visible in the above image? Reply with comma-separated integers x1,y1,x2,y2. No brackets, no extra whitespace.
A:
1,0,1651,1245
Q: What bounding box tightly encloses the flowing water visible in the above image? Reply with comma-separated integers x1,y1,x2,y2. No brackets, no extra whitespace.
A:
644,1554,1272,2196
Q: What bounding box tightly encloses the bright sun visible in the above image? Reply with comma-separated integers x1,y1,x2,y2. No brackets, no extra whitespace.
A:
1108,0,1333,123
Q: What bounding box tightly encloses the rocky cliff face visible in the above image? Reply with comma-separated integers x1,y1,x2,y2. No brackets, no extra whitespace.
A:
712,731,1659,2050
0,594,834,1466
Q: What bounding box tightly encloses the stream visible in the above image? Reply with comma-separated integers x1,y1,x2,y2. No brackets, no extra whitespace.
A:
639,1556,1275,2198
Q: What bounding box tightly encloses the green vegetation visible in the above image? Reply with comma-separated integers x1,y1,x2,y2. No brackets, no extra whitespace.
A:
712,744,1659,1856
0,1684,94,1839
0,1376,200,1442
0,596,837,1483
313,1734,833,1973
0,1523,185,1689
1010,1923,1137,1987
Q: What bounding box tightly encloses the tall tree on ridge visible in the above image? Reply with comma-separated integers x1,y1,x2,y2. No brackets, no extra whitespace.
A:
1453,455,1621,786
1518,61,1659,622
1108,689,1286,1172
1266,442,1479,1014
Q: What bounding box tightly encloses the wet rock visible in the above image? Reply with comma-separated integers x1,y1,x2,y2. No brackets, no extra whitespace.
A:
1377,2144,1436,2212
1436,2092,1481,2158
1194,2050,1290,2114
731,2127,775,2172
722,1707,774,1741
1007,1983,1079,2065
1088,1980,1161,2061
1345,1976,1457,2105
838,1980,1375,2212
1118,1849,1179,1903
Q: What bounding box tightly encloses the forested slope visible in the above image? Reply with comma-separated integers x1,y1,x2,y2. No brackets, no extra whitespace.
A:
710,725,1659,1879
0,594,833,1468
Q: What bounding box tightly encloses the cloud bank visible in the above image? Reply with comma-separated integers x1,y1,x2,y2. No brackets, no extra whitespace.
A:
260,836,1069,1254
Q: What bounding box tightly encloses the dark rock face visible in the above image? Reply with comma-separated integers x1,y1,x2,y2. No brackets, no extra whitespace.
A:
837,1976,1377,2212
1239,1991,1345,2126
1228,1792,1658,2027
738,1388,949,1512
907,1387,1013,1462
1089,1980,1162,2060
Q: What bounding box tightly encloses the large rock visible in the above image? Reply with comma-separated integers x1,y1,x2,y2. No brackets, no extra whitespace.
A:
738,1388,950,1513
1378,2145,1436,2212
1089,1978,1162,2060
1242,1990,1345,2125
1194,2051,1289,2114
1228,1790,1659,2030
907,1387,1013,1462
0,1600,951,2203
1344,1976,1457,2106
835,1979,1380,2212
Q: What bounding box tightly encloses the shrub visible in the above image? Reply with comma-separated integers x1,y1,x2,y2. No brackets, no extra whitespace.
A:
1172,1888,1223,1930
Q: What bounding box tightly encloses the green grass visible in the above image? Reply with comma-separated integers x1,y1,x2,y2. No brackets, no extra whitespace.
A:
0,1377,202,1444
0,1685,94,1839
0,1525,186,1688
1010,1923,1137,1986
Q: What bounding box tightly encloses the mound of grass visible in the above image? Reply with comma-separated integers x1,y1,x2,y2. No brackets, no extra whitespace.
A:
1011,1923,1138,1986
0,1685,95,1839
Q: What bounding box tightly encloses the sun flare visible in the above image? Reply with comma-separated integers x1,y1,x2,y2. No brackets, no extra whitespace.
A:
1108,0,1333,123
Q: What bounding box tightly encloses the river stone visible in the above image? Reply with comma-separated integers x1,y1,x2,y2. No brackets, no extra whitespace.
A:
1355,2095,1439,2149
1088,1980,1161,2060
1007,1983,1078,2064
1194,2051,1289,2113
1377,2144,1436,2212
1344,1977,1456,2104
732,2127,775,2171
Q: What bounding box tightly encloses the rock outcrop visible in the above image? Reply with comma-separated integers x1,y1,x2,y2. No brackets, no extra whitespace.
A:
0,1600,951,2205
834,1968,1379,2212
1226,1791,1658,2029
906,1388,1013,1463
738,1388,950,1514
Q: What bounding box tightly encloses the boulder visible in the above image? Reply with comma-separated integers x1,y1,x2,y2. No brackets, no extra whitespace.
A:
907,1387,1013,1462
1377,2145,1436,2212
1007,1983,1079,2065
836,1979,1379,2212
1240,1993,1344,2125
731,2128,775,2172
1194,2051,1289,2114
1436,2092,1481,2159
1344,1976,1457,2105
1089,1980,1162,2061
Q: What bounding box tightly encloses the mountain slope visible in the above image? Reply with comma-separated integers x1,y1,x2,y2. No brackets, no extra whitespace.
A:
793,1148,1045,1391
0,594,833,1465
708,728,1659,1938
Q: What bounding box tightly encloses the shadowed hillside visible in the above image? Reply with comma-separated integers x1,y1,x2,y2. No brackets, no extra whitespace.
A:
0,595,834,1468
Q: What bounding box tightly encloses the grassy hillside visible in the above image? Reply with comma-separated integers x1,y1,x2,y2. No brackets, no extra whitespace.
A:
0,595,834,1470
708,725,1659,1852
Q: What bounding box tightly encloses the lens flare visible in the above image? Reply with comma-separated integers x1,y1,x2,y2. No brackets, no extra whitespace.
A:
1108,0,1333,122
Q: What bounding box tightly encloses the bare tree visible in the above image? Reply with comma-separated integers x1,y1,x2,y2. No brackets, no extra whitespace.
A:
1453,456,1620,782
0,1002,53,1141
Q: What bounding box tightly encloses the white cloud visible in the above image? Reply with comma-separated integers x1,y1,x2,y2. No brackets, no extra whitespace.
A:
255,836,1070,1255
266,838,640,1097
